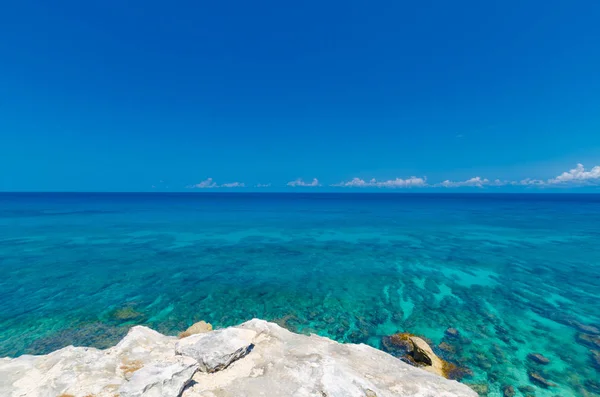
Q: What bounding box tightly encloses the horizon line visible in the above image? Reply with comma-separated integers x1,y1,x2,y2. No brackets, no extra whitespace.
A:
2,191,600,195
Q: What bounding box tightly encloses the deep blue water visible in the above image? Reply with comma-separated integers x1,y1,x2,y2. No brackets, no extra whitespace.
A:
1,193,599,396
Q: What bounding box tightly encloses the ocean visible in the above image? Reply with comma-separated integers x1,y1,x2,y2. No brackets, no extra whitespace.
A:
1,193,599,396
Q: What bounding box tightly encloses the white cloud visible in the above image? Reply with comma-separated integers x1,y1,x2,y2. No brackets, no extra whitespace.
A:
437,165,600,188
332,177,427,188
188,178,218,188
185,163,600,190
437,177,490,188
287,178,320,187
513,178,545,186
332,178,376,187
547,163,600,185
187,178,245,188
507,164,600,187
376,177,427,188
220,182,245,188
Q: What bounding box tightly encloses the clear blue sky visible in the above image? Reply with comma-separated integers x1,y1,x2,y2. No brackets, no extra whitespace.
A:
1,0,599,191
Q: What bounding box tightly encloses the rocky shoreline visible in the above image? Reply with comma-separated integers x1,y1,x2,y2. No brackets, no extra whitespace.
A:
0,319,476,397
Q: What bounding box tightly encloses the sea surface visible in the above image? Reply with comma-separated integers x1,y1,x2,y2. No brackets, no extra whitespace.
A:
1,193,599,396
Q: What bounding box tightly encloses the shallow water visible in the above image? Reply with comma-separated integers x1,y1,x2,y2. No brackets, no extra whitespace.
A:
1,193,599,396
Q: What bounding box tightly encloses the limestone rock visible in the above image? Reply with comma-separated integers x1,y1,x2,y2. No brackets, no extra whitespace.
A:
410,336,436,365
0,345,121,397
175,328,256,373
119,356,198,397
527,352,550,365
183,319,476,397
179,321,213,338
0,325,195,397
383,332,470,381
1,319,476,397
410,336,446,377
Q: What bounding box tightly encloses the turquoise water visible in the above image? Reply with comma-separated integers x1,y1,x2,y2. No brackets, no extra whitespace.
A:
1,193,599,396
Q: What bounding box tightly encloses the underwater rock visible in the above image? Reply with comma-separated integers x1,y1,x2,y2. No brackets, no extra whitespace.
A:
490,344,506,363
444,364,473,381
487,371,500,383
438,341,456,354
571,321,600,335
111,306,145,322
381,332,415,357
473,353,492,370
466,383,489,396
585,379,600,394
445,327,460,338
273,314,302,332
528,371,556,388
0,319,477,397
576,332,600,349
527,352,550,365
424,278,441,293
518,385,535,394
178,321,213,338
502,385,515,397
494,324,509,336
27,322,127,354
591,350,600,371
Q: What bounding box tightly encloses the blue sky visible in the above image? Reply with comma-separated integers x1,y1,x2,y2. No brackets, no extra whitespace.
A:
1,0,599,191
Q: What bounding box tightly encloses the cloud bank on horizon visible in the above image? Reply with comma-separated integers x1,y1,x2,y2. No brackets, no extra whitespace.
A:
187,178,246,189
331,177,427,188
186,164,600,189
287,178,321,187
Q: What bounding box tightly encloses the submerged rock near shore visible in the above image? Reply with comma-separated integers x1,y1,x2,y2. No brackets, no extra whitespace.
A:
0,319,475,397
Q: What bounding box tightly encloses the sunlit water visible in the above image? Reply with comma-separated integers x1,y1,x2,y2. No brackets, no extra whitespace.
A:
1,193,599,396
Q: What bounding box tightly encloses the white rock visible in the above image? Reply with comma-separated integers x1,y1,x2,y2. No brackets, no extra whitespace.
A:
119,356,198,397
176,328,256,373
0,325,195,397
0,319,477,397
184,319,477,397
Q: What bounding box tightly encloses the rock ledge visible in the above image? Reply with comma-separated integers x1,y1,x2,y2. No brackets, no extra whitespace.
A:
0,319,476,397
